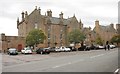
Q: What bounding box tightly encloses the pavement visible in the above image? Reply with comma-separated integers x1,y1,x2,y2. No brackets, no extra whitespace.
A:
2,53,51,66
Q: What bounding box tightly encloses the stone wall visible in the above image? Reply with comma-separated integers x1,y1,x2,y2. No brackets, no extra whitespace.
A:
0,34,25,52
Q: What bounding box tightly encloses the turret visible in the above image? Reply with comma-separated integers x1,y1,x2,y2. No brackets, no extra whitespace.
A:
79,19,83,29
21,11,24,21
17,17,19,29
17,17,19,24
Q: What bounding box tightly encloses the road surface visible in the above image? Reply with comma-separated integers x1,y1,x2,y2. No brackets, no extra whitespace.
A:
2,48,119,72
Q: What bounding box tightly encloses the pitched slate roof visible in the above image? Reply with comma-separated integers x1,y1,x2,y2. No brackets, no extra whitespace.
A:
93,24,117,34
99,25,116,32
45,17,73,25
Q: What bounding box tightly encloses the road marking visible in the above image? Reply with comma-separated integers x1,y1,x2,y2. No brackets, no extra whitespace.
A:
52,64,67,68
68,62,72,64
52,59,84,69
52,66,59,68
114,68,119,74
90,49,117,59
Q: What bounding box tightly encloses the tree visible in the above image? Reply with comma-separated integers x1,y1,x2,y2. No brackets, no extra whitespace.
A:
95,36,103,45
111,35,120,45
26,29,46,46
68,29,86,44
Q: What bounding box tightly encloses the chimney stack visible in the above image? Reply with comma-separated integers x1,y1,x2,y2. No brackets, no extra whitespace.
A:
47,10,52,17
25,11,28,18
95,20,99,27
59,12,63,19
38,7,41,14
110,23,114,28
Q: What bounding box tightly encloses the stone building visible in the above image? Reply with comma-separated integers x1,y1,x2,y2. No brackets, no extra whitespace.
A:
17,6,83,47
0,33,25,52
116,24,120,34
0,6,118,52
93,20,117,44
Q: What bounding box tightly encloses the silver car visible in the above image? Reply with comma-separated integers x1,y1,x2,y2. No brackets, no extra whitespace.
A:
8,48,18,55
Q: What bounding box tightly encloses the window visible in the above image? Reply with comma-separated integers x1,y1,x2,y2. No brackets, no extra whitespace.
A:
48,27,51,42
34,23,38,29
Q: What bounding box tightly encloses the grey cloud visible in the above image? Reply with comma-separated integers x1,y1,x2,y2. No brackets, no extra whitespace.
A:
0,0,118,27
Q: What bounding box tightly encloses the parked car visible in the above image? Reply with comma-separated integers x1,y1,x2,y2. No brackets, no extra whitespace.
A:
21,47,32,54
96,45,105,49
110,44,116,49
85,46,91,51
7,48,18,55
67,47,77,51
59,46,71,52
36,48,50,54
78,44,96,51
54,47,61,52
78,45,86,51
49,47,56,52
90,44,97,50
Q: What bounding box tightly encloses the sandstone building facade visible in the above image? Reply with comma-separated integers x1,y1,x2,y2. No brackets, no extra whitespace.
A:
17,7,83,47
93,20,117,44
0,6,119,52
0,33,25,52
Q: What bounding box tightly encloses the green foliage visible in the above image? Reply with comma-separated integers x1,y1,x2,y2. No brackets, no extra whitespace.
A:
26,29,46,46
111,35,120,44
68,29,85,43
95,37,103,45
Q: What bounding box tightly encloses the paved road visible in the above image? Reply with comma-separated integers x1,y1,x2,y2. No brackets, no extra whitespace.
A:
2,48,119,72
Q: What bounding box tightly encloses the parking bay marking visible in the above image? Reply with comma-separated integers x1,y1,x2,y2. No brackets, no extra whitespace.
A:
90,54,104,59
90,50,117,59
52,59,84,69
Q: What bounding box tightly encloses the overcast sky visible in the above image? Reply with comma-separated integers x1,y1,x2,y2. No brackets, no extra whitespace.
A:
0,0,119,36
